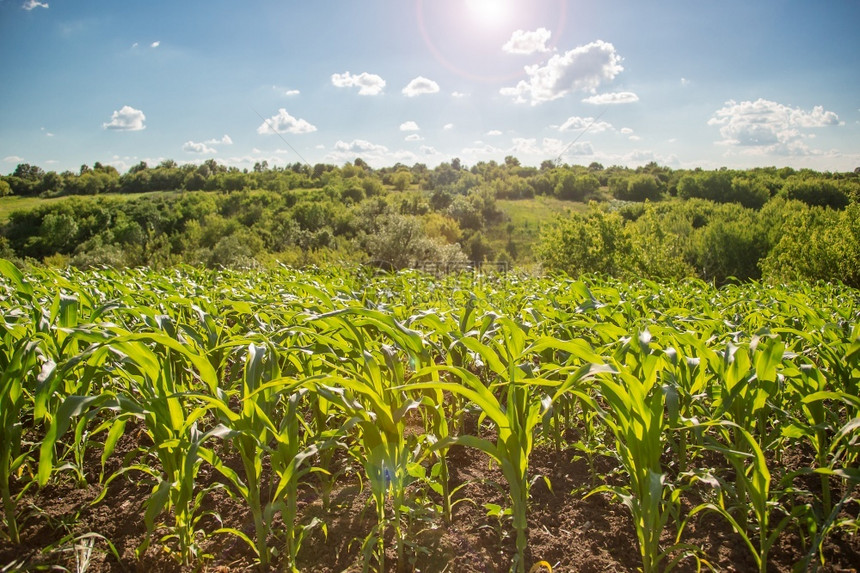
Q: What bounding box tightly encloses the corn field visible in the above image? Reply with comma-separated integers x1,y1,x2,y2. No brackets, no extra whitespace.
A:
1,259,858,572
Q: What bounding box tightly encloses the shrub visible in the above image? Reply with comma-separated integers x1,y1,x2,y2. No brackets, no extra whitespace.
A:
538,204,634,277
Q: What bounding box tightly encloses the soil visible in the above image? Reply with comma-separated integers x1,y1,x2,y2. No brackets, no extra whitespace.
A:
1,425,858,573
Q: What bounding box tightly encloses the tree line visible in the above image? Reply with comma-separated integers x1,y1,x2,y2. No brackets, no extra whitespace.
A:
1,158,859,286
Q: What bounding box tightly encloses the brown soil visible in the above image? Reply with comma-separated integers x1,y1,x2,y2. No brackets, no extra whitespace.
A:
1,430,858,573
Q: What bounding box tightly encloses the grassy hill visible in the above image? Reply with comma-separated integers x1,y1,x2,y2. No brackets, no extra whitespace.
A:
486,196,589,263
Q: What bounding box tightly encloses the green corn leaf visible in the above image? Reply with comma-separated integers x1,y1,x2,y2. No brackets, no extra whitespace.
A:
144,479,172,535
0,258,33,297
38,394,117,486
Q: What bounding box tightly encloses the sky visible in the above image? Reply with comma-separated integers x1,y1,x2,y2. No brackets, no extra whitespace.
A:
1,0,859,174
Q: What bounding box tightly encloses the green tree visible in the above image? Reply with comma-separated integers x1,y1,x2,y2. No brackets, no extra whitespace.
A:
762,203,860,287
391,170,413,191
446,195,483,231
728,176,770,209
614,174,662,202
367,213,467,269
184,172,207,191
39,171,64,196
538,204,634,277
40,212,80,254
555,172,599,201
464,231,493,263
677,171,733,203
629,204,694,279
688,206,765,283
781,177,849,209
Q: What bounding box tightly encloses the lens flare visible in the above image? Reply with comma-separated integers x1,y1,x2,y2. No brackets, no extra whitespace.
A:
465,0,511,27
415,0,567,83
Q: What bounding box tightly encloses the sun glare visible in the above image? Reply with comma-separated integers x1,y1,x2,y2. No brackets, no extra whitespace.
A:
465,0,511,27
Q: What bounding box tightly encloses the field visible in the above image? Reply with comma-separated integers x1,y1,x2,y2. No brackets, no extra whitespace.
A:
488,198,589,263
1,261,858,572
0,191,182,222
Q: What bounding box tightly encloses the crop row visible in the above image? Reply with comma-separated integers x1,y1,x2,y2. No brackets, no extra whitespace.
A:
1,260,858,572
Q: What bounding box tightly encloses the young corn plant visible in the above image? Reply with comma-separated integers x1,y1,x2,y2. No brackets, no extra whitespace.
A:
198,341,282,569
315,354,417,572
706,335,785,531
201,341,323,571
90,332,226,566
577,330,702,573
410,317,604,573
0,338,45,545
311,307,432,573
780,363,860,570
686,422,807,573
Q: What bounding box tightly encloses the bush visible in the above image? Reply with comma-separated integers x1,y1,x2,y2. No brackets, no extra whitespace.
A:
366,214,467,270
780,177,849,209
688,206,765,283
555,173,600,202
761,203,860,287
613,174,662,202
629,205,695,280
208,231,264,269
538,204,634,277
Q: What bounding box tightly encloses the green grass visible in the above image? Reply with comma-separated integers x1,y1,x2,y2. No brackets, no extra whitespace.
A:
0,191,181,222
488,196,589,262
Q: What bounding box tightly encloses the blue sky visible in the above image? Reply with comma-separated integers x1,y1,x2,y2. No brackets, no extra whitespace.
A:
1,0,858,174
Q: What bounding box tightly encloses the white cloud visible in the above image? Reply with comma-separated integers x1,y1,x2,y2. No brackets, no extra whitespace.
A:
22,0,48,10
502,28,552,55
556,142,595,157
220,154,293,170
708,98,841,155
558,116,614,133
460,142,505,159
620,128,634,135
272,85,301,97
510,137,567,157
405,134,423,142
451,91,468,98
486,130,503,136
326,139,417,168
400,121,420,131
334,139,388,154
625,149,679,167
628,135,642,141
582,91,639,105
103,105,146,131
204,134,233,145
150,41,160,48
500,40,623,105
680,78,691,87
183,141,216,154
331,72,386,96
443,123,454,131
257,109,317,135
402,76,440,97
4,156,25,163
420,145,439,156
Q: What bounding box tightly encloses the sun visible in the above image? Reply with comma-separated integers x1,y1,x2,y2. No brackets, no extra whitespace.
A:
465,0,511,27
